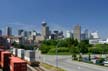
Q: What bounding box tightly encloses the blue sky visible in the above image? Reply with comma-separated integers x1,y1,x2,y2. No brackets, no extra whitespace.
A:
0,0,108,38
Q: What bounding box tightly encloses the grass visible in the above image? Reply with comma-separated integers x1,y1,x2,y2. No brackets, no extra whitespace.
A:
40,63,66,71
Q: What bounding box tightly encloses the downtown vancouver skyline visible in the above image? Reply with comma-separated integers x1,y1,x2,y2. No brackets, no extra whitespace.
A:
0,0,108,38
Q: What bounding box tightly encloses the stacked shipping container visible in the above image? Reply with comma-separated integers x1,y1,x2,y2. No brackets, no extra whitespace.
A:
0,49,4,67
35,49,41,61
0,45,28,71
25,50,35,62
1,51,11,71
12,48,17,56
10,56,27,71
17,49,25,59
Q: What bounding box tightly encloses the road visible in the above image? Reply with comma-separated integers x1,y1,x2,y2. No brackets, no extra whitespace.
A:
40,55,108,71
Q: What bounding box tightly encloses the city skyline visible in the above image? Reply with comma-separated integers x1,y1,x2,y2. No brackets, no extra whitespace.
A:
0,0,108,38
0,20,105,39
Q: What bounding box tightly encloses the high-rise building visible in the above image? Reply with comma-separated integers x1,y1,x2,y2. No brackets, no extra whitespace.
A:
6,26,12,36
81,33,86,40
31,30,36,36
41,21,50,39
73,25,81,42
90,32,99,39
0,30,2,36
24,31,28,37
84,29,88,39
28,31,32,36
18,29,24,36
66,31,72,38
81,29,88,40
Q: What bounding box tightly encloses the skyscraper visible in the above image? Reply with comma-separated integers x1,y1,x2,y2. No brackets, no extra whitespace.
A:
84,29,88,39
18,29,24,36
66,31,72,38
0,30,2,36
6,26,12,36
31,30,36,36
81,29,88,40
41,21,50,39
24,31,28,37
73,25,81,42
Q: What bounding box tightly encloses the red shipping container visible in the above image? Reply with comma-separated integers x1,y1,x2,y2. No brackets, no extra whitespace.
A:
0,49,4,66
10,56,27,71
1,51,11,68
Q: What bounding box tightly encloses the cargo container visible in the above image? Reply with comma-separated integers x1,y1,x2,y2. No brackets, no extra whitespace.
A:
10,56,27,71
0,49,4,66
35,50,42,61
1,51,11,71
24,50,35,62
25,56,36,62
12,48,17,56
17,49,25,59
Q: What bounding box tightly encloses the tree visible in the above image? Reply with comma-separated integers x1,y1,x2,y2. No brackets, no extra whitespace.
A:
39,44,51,54
70,46,79,54
88,53,91,61
78,54,82,61
78,42,88,53
72,53,77,60
77,40,91,54
74,39,78,46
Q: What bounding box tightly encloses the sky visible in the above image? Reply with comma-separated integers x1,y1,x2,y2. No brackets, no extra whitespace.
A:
0,0,108,38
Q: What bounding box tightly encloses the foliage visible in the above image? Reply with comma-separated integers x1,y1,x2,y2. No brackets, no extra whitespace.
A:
78,54,82,61
72,53,77,60
78,40,89,53
42,40,58,46
70,46,79,54
88,53,91,61
40,44,51,54
48,47,70,55
11,42,34,50
88,45,108,54
40,38,108,55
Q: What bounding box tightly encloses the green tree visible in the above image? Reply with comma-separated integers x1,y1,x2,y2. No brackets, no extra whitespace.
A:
88,53,91,61
78,54,82,61
70,46,79,54
78,42,88,53
74,39,78,46
39,44,51,54
72,53,77,60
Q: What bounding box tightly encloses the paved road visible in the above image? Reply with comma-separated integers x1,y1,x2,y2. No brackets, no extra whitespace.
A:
40,55,108,71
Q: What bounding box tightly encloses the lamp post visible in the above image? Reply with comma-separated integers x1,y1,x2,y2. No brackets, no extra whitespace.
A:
56,41,61,70
56,44,58,69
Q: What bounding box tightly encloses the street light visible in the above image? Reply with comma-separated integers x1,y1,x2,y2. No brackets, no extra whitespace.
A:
56,41,61,70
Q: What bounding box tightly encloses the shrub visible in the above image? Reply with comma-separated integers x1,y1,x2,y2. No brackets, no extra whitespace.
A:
39,44,51,54
72,53,77,60
48,47,70,55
